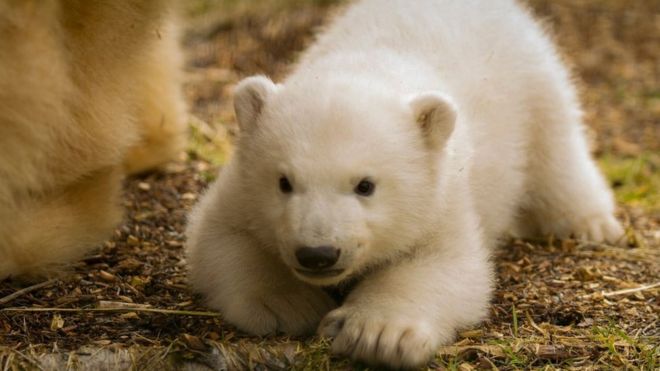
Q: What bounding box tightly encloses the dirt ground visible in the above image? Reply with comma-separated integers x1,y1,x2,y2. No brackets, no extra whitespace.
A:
1,1,658,370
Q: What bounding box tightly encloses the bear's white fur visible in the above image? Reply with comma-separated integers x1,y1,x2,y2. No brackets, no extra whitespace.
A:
187,0,623,367
0,0,186,279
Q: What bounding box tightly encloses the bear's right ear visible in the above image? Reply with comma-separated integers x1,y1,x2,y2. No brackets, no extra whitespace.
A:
233,76,278,133
409,92,457,151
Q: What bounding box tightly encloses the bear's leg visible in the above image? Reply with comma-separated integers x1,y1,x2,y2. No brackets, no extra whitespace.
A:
518,81,623,244
123,15,187,175
318,227,492,368
0,166,123,279
187,230,336,336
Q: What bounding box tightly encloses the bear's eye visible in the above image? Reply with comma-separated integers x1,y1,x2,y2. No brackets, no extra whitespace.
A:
354,178,375,197
279,176,293,194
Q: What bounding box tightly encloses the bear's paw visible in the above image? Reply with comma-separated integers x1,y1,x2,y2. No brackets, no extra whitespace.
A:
225,287,336,336
318,306,440,368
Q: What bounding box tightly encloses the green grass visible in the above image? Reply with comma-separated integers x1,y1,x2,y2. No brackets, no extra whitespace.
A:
599,153,660,211
186,119,231,167
590,325,658,370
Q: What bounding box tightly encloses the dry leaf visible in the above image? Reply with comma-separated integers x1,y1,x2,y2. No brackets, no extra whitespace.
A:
50,314,64,331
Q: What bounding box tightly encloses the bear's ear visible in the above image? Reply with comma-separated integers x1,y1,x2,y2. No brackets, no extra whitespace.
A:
233,75,278,133
409,92,457,150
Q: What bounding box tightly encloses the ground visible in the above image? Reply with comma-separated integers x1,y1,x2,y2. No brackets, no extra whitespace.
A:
1,0,658,370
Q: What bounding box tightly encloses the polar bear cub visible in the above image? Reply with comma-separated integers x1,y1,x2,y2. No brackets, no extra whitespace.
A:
187,0,623,367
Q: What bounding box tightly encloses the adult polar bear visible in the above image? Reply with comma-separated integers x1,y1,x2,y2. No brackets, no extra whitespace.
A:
187,0,623,367
0,1,185,278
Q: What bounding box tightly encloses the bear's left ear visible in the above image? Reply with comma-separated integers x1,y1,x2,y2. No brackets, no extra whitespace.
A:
233,75,279,133
409,92,457,150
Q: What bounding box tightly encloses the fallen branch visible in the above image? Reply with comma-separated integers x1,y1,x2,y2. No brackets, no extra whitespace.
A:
0,306,221,317
602,282,660,297
0,279,58,306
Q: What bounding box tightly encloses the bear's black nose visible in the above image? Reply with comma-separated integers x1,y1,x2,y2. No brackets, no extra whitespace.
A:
295,246,340,270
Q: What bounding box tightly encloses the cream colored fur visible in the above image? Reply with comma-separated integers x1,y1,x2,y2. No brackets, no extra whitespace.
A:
187,0,623,368
0,0,186,279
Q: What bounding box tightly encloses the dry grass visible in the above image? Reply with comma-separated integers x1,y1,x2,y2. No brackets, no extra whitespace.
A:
1,0,658,369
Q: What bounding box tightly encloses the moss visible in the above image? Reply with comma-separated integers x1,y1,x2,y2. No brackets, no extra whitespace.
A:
598,153,660,211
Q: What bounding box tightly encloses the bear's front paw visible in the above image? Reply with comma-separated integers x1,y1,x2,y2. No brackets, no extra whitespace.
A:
572,213,624,245
318,306,440,368
224,286,336,336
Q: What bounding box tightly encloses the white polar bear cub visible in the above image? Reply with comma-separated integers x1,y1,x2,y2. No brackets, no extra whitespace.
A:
187,0,623,367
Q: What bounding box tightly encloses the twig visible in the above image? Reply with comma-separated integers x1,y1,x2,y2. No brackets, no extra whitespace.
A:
0,306,221,317
525,311,548,337
512,304,519,337
602,282,660,297
0,279,58,306
1,347,44,371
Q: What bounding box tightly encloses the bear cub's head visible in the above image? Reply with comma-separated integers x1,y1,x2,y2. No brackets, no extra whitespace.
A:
232,75,456,286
